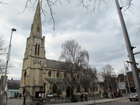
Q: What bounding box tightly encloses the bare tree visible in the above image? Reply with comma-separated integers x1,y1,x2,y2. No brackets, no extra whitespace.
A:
101,64,117,97
59,40,96,96
22,0,134,30
0,35,7,76
0,35,13,76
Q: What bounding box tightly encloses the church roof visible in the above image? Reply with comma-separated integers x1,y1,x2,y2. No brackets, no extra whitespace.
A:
7,80,20,89
46,59,62,69
46,59,96,78
45,77,64,82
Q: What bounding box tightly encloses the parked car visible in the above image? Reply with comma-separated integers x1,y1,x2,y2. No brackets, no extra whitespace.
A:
129,93,138,101
71,96,78,102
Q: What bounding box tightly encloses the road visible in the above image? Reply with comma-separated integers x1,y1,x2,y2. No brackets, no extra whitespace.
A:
7,98,139,105
7,98,23,105
96,100,139,105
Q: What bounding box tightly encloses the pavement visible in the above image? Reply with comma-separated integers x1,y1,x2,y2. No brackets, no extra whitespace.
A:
47,97,128,105
7,97,128,105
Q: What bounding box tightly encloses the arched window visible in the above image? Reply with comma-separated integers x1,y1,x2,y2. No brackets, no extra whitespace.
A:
96,86,98,92
52,84,57,93
44,83,46,93
38,44,40,55
71,73,73,78
77,74,79,79
93,87,95,92
48,71,51,77
37,26,40,31
84,85,88,92
77,85,80,93
64,72,66,78
57,72,59,78
24,71,27,85
35,44,37,55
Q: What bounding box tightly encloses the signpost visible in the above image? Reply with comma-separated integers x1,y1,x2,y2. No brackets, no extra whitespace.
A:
118,82,126,90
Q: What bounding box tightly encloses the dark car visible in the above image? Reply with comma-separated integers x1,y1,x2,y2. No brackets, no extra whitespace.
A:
71,96,78,102
129,93,138,101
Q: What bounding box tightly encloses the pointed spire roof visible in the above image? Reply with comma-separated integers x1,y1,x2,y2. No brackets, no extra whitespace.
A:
30,0,42,38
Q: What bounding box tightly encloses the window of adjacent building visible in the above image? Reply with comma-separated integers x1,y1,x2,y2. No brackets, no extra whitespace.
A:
48,71,51,77
77,85,80,93
52,84,57,93
130,81,131,85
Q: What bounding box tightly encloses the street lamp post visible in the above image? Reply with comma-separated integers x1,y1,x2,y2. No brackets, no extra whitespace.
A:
115,0,140,104
0,28,16,105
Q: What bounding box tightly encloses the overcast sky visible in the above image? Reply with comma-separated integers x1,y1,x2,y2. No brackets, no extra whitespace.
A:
0,0,140,80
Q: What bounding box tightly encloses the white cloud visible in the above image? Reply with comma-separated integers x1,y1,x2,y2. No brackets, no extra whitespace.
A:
0,0,140,80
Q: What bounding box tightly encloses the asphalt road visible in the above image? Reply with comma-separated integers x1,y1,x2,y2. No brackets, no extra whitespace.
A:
7,98,139,105
7,98,23,105
97,100,139,105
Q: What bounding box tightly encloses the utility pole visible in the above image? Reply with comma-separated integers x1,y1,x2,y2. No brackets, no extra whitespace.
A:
115,0,140,104
122,68,127,98
0,28,16,105
123,61,131,94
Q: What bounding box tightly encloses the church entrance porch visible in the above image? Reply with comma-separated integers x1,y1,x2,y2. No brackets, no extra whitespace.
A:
66,86,73,97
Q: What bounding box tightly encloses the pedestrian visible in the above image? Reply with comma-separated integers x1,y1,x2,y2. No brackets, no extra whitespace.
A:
114,92,116,98
80,93,83,102
111,91,114,99
85,93,88,101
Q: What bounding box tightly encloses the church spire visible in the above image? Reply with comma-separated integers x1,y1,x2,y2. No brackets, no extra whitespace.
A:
30,0,42,38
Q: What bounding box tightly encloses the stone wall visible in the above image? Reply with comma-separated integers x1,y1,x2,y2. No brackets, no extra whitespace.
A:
31,96,100,105
0,92,7,105
32,97,71,105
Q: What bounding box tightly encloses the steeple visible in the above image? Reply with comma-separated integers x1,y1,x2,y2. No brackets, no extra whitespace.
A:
30,0,42,38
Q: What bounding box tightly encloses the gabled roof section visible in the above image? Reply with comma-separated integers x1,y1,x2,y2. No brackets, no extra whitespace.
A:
30,0,42,38
7,80,20,89
46,59,62,69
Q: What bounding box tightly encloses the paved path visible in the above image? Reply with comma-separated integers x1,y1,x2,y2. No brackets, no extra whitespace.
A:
47,97,127,105
7,97,128,105
7,98,23,105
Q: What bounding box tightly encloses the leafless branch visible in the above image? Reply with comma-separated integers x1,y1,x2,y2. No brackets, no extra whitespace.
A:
58,40,96,92
0,0,8,4
46,0,56,30
76,0,107,14
136,23,140,34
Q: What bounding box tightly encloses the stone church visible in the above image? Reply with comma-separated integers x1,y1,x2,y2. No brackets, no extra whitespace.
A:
19,1,100,98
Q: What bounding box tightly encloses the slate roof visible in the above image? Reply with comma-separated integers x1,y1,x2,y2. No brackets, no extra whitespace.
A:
46,59,62,69
7,80,20,89
46,59,96,78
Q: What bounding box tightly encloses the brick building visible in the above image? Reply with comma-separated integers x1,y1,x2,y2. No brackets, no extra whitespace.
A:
117,68,140,93
126,68,140,92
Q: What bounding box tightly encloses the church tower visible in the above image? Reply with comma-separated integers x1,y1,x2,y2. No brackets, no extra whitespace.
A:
19,1,47,97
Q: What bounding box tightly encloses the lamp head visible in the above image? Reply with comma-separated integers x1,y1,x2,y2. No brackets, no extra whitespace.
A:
11,28,16,32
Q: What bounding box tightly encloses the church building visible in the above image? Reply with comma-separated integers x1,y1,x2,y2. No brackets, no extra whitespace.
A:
19,1,99,98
